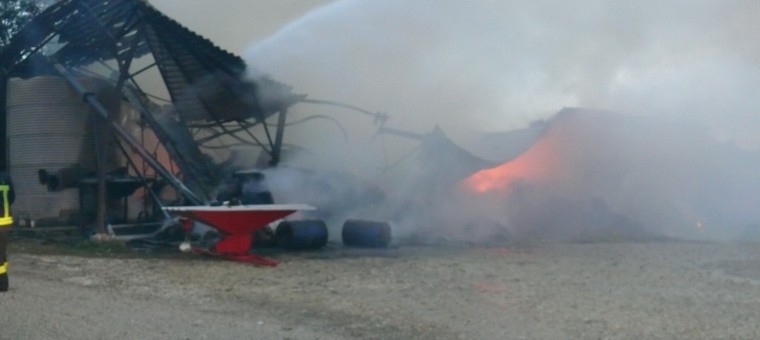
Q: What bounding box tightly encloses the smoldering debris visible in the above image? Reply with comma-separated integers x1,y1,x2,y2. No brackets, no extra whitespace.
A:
458,108,760,242
252,107,760,246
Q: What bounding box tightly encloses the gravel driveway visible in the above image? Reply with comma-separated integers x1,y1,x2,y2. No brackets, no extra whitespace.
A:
2,241,760,339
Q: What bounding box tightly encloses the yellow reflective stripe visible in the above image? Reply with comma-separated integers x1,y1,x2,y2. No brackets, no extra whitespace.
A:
0,185,8,218
0,185,11,226
0,262,6,275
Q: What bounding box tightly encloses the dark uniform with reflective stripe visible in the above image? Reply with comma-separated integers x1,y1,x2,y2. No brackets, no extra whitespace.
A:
0,172,15,292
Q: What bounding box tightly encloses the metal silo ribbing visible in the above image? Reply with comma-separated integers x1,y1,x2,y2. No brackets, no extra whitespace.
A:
6,76,110,223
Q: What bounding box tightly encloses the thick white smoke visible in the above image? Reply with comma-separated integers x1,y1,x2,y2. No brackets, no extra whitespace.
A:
241,0,760,242
245,0,760,145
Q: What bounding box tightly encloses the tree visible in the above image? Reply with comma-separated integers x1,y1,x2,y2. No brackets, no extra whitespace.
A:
0,0,40,48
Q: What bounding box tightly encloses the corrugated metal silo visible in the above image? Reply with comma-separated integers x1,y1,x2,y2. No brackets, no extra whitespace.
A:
6,76,120,224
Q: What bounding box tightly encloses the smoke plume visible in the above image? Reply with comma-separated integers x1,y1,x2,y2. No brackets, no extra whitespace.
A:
241,0,760,242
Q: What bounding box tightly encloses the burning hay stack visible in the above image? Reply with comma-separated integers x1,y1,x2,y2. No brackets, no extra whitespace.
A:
454,108,760,243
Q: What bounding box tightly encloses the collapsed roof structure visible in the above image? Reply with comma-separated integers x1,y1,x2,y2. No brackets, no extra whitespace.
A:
1,0,525,237
0,0,304,207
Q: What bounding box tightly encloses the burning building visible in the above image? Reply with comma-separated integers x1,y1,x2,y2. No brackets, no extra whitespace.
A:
453,108,760,242
0,0,303,232
3,0,758,246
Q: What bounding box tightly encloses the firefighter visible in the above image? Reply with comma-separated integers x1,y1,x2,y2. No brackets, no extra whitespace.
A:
0,171,15,292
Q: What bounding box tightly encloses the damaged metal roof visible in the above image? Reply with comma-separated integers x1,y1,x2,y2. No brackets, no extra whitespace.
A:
0,0,300,124
0,0,309,203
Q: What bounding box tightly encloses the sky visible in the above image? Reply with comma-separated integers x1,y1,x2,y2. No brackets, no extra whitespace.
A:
148,0,333,55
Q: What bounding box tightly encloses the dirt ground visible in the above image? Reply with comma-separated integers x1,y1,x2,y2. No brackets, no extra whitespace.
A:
2,238,760,339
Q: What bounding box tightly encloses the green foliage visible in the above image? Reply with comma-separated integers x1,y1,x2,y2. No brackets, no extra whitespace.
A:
0,0,40,48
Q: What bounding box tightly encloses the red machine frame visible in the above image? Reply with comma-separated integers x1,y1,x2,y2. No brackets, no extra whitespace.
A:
163,204,316,266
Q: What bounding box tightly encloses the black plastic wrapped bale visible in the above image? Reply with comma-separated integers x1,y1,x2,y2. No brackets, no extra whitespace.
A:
275,220,329,250
342,220,392,248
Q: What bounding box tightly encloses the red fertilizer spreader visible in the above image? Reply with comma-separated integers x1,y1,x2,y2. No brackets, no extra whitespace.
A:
163,204,316,266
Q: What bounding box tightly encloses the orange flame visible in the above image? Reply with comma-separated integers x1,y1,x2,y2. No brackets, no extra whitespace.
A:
463,130,562,193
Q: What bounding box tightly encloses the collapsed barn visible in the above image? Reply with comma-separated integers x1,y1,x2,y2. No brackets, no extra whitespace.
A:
0,0,310,234
12,0,743,247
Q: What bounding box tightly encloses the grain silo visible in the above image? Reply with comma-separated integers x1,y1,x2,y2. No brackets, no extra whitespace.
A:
5,75,120,225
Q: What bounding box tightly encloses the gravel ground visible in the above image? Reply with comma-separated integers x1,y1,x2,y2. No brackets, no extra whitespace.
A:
2,240,760,339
